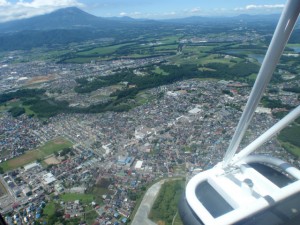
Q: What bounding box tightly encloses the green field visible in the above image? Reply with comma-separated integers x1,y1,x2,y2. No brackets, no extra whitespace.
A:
161,36,180,44
77,43,131,56
62,38,180,63
0,180,7,197
63,43,134,63
0,137,73,172
0,99,37,117
152,66,169,75
149,179,185,225
43,202,56,217
154,44,178,51
0,100,21,112
84,209,99,224
60,193,94,203
279,141,300,157
278,123,300,157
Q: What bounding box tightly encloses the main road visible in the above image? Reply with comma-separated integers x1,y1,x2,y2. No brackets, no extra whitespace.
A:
131,179,167,225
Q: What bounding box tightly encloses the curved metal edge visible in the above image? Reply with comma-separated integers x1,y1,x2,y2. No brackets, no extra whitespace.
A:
185,155,300,225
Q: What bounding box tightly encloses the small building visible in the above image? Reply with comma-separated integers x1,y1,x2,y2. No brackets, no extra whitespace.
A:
54,183,64,193
22,187,32,196
121,218,128,224
255,106,272,114
118,156,134,166
24,162,40,171
42,173,56,185
134,161,143,169
68,186,86,194
188,107,202,114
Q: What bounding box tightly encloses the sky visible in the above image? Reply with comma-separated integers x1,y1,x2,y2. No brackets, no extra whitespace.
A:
0,0,286,23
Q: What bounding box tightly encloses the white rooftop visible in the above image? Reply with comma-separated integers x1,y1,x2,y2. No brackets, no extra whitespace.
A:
42,173,56,185
189,107,202,114
135,160,143,169
24,162,40,171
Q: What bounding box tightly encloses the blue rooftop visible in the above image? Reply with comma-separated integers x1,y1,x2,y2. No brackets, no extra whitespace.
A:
121,218,128,223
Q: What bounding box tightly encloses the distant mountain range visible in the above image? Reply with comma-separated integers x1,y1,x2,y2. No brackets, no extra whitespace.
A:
162,14,281,24
0,7,132,32
0,7,293,51
0,7,282,33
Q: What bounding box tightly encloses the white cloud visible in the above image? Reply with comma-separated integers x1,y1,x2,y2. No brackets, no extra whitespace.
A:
235,4,285,11
119,12,127,16
190,7,201,13
0,0,84,23
246,4,285,10
117,12,142,18
0,0,10,6
164,11,176,16
132,12,141,16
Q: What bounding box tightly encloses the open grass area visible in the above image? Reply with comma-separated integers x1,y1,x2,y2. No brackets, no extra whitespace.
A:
149,179,185,225
84,210,99,224
0,137,73,172
154,44,178,51
279,141,300,157
277,123,300,157
77,43,131,56
40,137,73,155
0,100,21,112
152,66,169,75
87,186,110,205
131,91,156,108
43,202,56,217
0,180,7,197
60,193,94,203
0,99,38,117
63,56,101,63
161,36,180,44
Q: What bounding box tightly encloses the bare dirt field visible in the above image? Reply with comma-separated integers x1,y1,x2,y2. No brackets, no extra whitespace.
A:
44,156,60,165
27,75,56,85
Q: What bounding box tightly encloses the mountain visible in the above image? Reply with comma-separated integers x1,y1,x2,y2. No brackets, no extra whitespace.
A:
0,7,162,51
0,7,283,33
0,8,291,52
160,14,281,24
0,7,131,33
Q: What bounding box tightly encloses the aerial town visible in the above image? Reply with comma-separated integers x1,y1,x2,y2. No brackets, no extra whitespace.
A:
0,4,300,225
1,52,299,224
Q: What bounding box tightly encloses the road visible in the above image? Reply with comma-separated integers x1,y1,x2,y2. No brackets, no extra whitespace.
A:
131,179,166,225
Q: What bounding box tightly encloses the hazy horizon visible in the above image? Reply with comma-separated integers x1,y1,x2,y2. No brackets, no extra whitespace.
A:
0,0,285,23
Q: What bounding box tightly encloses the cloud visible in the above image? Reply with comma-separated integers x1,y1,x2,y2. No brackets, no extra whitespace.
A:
235,4,285,11
119,12,127,16
164,11,176,16
190,7,201,13
132,12,142,16
246,4,285,10
116,12,143,18
0,0,10,6
0,0,84,22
